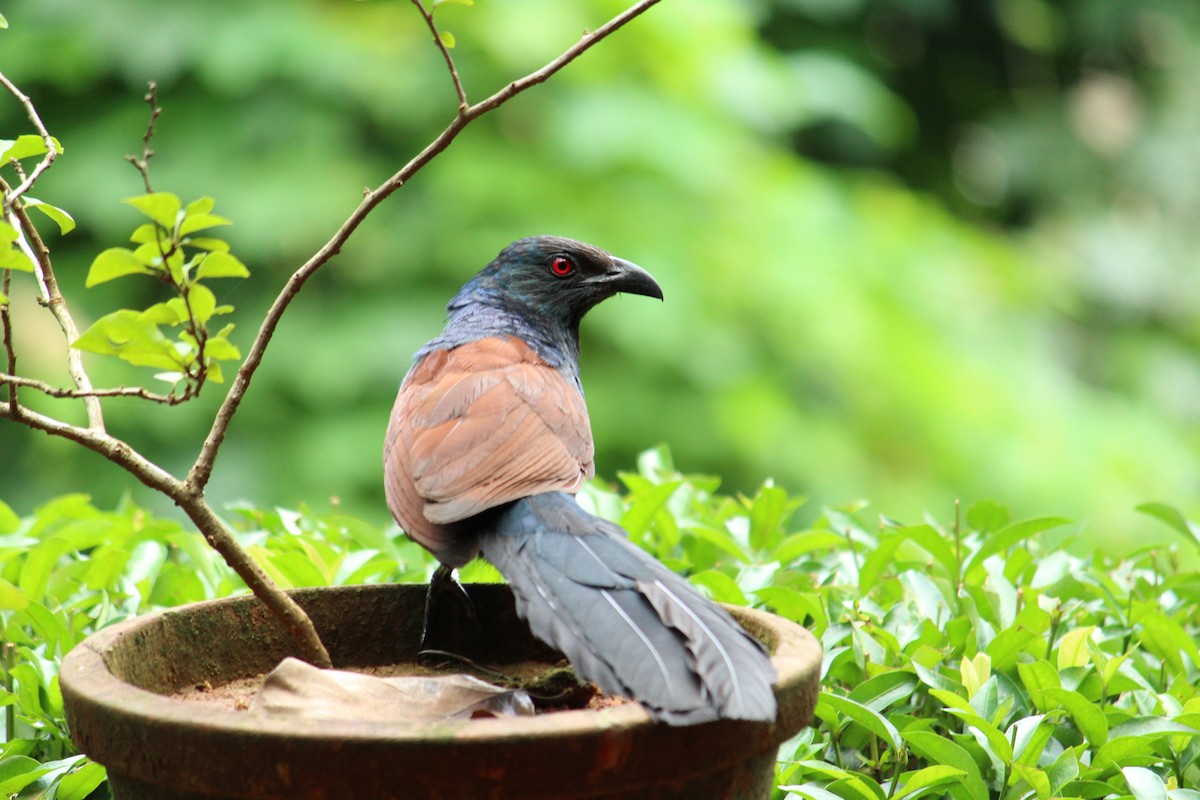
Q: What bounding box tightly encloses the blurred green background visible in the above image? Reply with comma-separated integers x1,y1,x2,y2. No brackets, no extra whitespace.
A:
1,0,1197,549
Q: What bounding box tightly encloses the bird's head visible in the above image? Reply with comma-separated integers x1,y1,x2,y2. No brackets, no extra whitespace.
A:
451,236,663,329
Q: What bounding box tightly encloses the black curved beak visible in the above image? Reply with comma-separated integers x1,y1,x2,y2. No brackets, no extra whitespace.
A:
593,257,664,301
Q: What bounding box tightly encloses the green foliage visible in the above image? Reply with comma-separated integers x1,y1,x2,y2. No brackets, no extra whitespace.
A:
3,0,1197,547
73,193,248,389
4,454,1200,796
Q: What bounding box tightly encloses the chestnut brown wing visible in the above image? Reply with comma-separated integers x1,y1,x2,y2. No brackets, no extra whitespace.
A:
384,336,595,555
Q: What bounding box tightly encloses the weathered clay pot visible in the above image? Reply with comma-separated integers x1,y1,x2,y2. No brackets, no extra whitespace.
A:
61,583,821,800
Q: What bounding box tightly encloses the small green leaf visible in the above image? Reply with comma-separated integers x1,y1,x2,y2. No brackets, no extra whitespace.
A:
1136,502,1200,550
0,221,34,272
434,0,474,6
0,577,28,610
178,211,232,236
439,29,456,48
86,247,153,286
55,760,107,800
195,251,250,279
748,483,792,550
816,691,903,752
0,134,63,162
960,652,990,699
186,283,217,324
1056,625,1094,670
1045,688,1109,746
0,289,7,305
0,247,34,271
966,499,1010,533
23,196,76,234
124,192,182,229
1122,766,1169,800
0,12,8,28
689,570,747,605
892,765,967,800
204,335,241,361
902,731,989,800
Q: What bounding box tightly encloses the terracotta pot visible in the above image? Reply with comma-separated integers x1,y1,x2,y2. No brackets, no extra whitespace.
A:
61,583,821,800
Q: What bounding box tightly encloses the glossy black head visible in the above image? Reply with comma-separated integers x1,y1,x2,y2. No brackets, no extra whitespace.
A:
451,236,663,329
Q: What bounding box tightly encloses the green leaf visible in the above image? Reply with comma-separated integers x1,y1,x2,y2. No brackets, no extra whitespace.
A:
848,670,918,711
124,192,181,229
929,688,1014,762
439,30,456,48
55,760,107,800
187,283,217,324
960,652,990,699
434,0,474,6
0,577,28,610
816,691,902,752
1135,502,1200,550
195,250,250,280
0,134,62,162
0,12,8,28
178,210,232,236
966,499,1010,533
892,765,967,800
73,309,183,370
0,246,34,272
23,196,76,234
204,335,241,361
1041,689,1108,746
902,731,988,800
0,221,34,272
962,516,1071,583
897,523,959,577
1122,766,1169,800
1057,625,1095,670
772,531,845,561
0,755,57,795
748,483,792,550
86,247,154,286
689,569,747,605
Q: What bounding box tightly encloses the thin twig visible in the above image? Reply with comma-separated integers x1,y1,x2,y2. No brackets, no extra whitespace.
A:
0,69,58,207
187,0,662,494
0,177,105,430
0,402,180,496
0,372,195,404
1,270,15,413
412,0,469,113
125,81,160,194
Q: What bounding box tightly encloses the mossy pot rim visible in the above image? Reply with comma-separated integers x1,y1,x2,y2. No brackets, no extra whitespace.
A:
60,583,823,800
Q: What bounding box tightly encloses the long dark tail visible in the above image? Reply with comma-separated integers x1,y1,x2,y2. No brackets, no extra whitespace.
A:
478,492,777,725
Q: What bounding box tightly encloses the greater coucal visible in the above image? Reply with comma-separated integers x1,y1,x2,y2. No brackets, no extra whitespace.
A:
383,236,776,724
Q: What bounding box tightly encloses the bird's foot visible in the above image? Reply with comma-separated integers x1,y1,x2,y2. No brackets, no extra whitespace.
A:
418,564,482,667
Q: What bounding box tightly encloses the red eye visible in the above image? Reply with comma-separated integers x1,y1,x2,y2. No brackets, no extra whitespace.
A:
550,256,575,277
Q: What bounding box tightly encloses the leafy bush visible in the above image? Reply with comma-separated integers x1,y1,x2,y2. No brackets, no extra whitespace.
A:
3,449,1199,798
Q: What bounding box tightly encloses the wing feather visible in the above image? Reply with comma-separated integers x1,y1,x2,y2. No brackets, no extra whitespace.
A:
384,336,595,561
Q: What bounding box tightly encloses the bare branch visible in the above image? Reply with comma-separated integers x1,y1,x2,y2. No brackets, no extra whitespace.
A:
0,401,180,496
0,398,332,667
125,81,160,194
412,0,469,113
0,69,58,207
1,271,15,414
186,0,662,493
0,372,196,404
177,497,333,668
0,178,106,430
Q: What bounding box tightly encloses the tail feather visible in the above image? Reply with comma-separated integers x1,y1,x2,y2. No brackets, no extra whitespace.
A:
479,492,777,725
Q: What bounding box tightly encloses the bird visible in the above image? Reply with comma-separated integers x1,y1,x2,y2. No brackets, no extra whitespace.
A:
383,235,777,725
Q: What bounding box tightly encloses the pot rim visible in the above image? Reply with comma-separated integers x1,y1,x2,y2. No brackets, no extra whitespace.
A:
63,593,821,743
